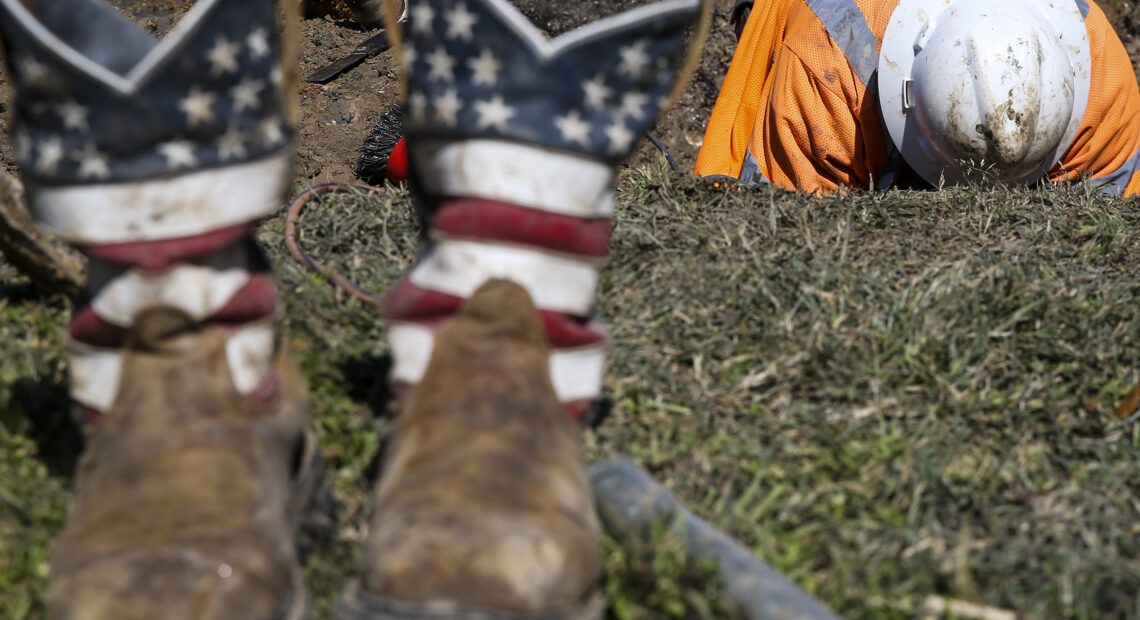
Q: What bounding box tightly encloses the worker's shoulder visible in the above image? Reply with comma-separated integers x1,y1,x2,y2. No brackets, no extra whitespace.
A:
779,0,900,52
776,0,897,87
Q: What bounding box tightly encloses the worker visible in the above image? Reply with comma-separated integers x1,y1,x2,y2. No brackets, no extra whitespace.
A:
694,0,1140,196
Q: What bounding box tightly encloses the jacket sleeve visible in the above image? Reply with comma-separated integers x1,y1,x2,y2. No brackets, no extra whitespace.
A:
695,0,886,192
756,44,878,192
1051,1,1140,197
693,0,793,181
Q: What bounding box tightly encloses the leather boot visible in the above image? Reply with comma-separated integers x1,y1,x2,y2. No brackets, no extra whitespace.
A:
48,312,321,620
379,0,711,421
0,0,321,616
337,280,602,619
337,0,710,616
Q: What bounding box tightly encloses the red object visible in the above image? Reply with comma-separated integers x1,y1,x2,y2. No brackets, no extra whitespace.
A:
386,136,408,184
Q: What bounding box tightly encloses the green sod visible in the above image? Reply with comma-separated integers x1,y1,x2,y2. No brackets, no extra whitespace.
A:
2,167,1138,619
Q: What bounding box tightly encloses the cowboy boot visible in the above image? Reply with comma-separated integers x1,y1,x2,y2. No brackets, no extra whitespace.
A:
0,0,321,616
336,0,711,617
380,0,711,422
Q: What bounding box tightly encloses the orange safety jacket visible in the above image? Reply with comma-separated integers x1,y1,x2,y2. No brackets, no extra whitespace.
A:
694,0,1140,196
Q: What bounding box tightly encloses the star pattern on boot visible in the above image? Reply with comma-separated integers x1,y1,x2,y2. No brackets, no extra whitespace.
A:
36,137,64,174
582,75,612,110
435,88,463,126
426,48,457,82
246,28,271,60
230,78,265,112
160,140,199,169
555,110,591,146
15,55,53,88
468,48,501,86
180,87,219,127
401,0,703,162
206,36,242,77
411,3,436,34
474,95,514,131
445,3,478,41
217,124,248,161
75,143,111,179
0,0,293,184
56,100,90,131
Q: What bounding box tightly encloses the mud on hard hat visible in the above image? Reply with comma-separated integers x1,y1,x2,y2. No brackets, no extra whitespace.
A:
878,0,1090,187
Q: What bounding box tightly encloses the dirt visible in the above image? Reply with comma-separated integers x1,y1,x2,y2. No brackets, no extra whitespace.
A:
0,0,1138,219
288,0,740,183
246,0,1140,185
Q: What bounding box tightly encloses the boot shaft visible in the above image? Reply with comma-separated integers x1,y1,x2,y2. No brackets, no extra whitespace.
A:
381,0,710,415
0,0,295,245
0,0,297,421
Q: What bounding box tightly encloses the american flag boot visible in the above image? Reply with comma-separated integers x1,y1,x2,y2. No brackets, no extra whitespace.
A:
0,1,321,617
382,0,710,423
335,1,710,618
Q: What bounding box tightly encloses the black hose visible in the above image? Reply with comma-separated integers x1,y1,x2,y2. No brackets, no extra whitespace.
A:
645,131,681,174
590,459,842,620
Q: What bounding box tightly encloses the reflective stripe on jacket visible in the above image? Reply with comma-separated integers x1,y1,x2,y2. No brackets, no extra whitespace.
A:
694,0,1140,196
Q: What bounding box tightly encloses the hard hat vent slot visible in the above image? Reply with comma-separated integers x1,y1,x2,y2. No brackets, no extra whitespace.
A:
902,79,914,110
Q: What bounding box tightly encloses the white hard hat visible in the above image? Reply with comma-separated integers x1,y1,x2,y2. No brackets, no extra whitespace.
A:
878,0,1090,187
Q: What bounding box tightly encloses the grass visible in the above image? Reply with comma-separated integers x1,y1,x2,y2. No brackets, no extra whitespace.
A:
1,166,1139,618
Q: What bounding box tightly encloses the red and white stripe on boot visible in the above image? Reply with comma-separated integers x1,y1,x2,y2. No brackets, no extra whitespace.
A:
384,140,616,423
31,152,294,427
31,145,294,427
68,230,282,426
0,0,300,428
375,0,706,422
